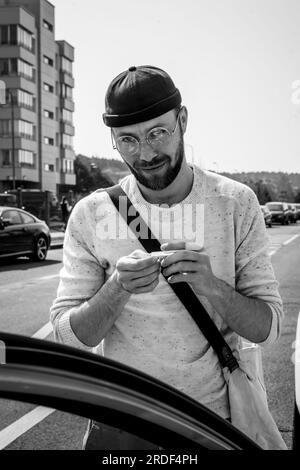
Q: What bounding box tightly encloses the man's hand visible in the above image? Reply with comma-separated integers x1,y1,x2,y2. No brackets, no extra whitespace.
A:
115,249,161,294
160,241,216,297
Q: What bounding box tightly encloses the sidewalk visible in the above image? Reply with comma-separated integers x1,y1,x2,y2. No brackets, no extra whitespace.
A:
50,230,65,248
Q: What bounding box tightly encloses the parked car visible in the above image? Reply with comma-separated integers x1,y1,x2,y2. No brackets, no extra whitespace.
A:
260,205,272,228
0,207,51,261
0,332,261,450
265,202,290,225
287,204,297,224
0,193,17,207
294,203,300,222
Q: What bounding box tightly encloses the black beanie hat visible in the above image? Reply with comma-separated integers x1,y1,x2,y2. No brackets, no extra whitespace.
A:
103,65,182,127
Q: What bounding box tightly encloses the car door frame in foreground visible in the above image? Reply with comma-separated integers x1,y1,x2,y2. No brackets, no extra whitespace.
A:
0,332,261,450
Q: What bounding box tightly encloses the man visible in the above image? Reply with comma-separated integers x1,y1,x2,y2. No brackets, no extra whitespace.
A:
50,65,283,448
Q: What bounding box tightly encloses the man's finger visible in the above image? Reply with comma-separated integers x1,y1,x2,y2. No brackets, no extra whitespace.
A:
120,263,160,281
117,254,159,272
161,241,203,251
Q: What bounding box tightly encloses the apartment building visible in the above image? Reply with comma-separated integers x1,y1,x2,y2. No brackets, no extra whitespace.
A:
0,0,75,196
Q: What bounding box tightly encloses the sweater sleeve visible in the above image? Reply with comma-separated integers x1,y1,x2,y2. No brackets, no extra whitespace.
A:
234,188,284,346
50,197,106,351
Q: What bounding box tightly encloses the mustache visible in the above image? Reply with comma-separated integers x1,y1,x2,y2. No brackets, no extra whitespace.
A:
134,156,169,170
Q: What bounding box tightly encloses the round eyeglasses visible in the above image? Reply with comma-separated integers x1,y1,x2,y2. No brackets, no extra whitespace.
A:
111,112,181,157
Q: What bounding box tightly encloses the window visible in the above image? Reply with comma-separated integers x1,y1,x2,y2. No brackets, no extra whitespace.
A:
0,120,10,137
17,120,34,139
43,20,53,32
44,163,54,172
17,26,33,50
2,210,23,225
62,109,73,123
10,58,18,74
10,25,17,45
0,59,34,79
21,212,35,224
62,134,73,148
63,159,74,174
18,150,34,166
1,149,11,166
0,25,9,44
17,59,34,80
17,90,34,109
44,110,54,119
43,55,54,66
61,57,73,75
44,137,54,146
0,59,9,76
61,84,72,99
44,82,54,93
0,25,33,50
0,120,34,139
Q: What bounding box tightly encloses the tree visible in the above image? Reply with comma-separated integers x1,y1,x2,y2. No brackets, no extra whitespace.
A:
295,191,300,203
74,157,114,193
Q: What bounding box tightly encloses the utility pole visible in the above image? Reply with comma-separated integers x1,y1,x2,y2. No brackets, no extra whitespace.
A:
9,90,16,191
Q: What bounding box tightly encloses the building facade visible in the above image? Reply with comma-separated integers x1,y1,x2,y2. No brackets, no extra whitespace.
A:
0,0,75,196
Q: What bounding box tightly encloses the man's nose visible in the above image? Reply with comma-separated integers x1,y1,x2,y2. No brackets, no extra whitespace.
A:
138,140,157,162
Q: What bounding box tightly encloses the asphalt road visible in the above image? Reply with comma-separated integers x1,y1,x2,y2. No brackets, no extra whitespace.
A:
0,222,300,449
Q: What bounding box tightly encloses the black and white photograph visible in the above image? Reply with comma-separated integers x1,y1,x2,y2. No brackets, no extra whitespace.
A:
0,0,300,456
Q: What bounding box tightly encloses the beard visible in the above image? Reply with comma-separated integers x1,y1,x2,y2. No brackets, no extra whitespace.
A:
124,137,185,191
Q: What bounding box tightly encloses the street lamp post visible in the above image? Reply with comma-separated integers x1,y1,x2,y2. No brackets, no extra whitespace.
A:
9,90,16,191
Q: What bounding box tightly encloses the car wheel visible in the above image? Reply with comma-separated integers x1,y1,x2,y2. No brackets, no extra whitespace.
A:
30,235,48,261
268,222,272,228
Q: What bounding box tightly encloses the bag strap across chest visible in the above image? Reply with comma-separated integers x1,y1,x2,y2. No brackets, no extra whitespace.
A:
106,184,239,373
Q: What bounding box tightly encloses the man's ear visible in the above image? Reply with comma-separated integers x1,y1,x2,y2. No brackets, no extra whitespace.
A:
180,106,188,134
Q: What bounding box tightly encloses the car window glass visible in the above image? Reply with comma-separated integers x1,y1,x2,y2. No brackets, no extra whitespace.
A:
0,399,88,450
2,210,23,225
0,399,159,450
20,213,35,224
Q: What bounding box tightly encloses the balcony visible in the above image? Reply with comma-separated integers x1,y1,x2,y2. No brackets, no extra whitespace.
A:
0,166,39,183
59,171,76,186
56,41,74,61
0,137,37,152
60,147,75,159
60,121,75,136
60,71,74,88
0,75,36,94
0,107,36,123
0,45,35,63
60,97,74,112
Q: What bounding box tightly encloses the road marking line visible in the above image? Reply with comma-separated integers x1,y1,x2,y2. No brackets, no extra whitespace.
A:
282,234,300,246
0,406,55,450
32,322,53,339
0,323,55,448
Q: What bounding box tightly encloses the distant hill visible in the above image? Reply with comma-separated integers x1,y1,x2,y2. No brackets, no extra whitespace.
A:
218,171,300,203
76,155,300,202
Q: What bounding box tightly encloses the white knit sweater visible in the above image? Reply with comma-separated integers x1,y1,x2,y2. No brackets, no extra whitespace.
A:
50,165,283,419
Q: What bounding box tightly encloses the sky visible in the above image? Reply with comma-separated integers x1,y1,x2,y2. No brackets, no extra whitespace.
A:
50,0,300,173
